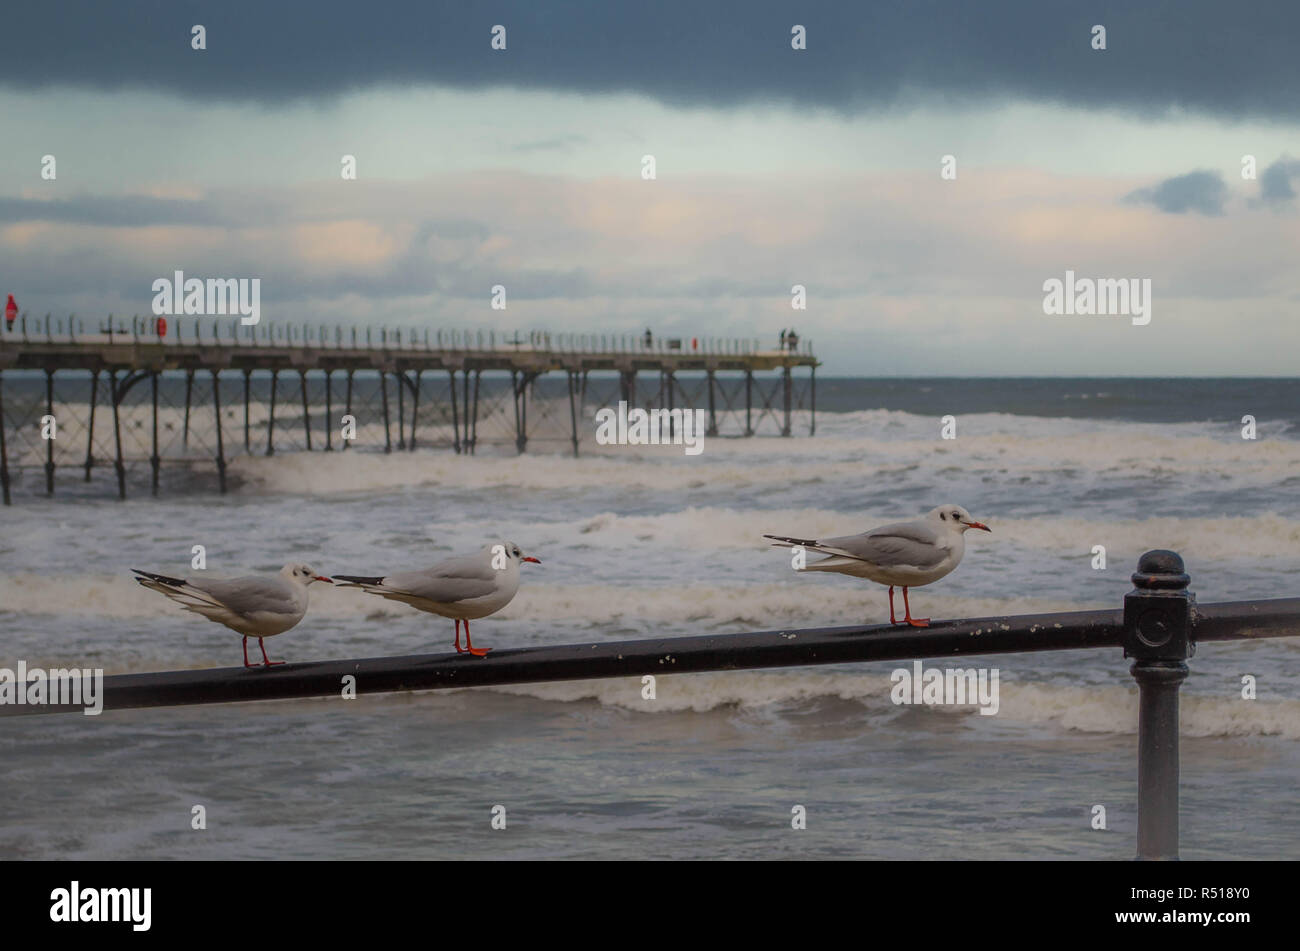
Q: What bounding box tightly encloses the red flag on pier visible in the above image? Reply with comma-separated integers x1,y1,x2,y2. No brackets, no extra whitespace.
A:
4,294,16,327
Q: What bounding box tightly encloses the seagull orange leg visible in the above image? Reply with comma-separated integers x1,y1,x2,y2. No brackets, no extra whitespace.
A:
258,637,285,666
242,636,257,668
902,587,929,628
454,619,466,653
888,586,898,624
463,619,491,657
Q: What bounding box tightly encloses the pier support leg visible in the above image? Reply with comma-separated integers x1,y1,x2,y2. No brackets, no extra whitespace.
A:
44,369,55,494
0,370,11,505
212,370,227,494
266,370,278,456
324,371,333,451
567,370,580,458
150,372,160,496
446,370,457,454
344,370,354,451
242,369,252,453
462,369,472,454
110,370,126,500
299,370,312,451
512,370,529,454
183,369,194,450
469,370,480,455
396,370,405,450
381,371,392,454
410,371,422,451
810,365,816,436
706,369,717,437
665,371,675,441
745,370,754,437
782,364,792,437
1124,550,1194,861
83,370,100,481
620,369,637,410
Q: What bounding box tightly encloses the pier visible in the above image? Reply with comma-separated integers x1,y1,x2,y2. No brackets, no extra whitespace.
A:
0,314,818,503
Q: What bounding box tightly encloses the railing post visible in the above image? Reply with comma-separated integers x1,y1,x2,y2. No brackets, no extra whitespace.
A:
1123,549,1195,861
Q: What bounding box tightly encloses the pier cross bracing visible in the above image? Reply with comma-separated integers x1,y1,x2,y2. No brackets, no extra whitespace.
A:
0,315,818,502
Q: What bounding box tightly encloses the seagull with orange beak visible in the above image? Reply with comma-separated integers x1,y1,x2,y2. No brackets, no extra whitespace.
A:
335,542,539,656
764,504,990,627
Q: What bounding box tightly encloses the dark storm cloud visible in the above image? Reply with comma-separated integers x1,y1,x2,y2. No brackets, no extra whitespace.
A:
0,194,232,228
1259,157,1300,204
4,1,1300,119
0,194,492,240
1124,170,1228,216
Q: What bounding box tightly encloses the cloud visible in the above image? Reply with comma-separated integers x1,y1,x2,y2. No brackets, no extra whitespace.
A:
3,1,1300,120
0,194,492,240
508,134,589,154
4,168,1298,373
1259,157,1300,204
1124,170,1227,216
3,168,1294,311
0,194,232,228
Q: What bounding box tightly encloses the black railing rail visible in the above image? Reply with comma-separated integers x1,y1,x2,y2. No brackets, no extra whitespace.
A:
4,551,1299,859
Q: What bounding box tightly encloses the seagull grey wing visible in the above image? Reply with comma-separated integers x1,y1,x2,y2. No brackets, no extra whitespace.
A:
192,576,300,616
383,556,499,603
816,522,948,569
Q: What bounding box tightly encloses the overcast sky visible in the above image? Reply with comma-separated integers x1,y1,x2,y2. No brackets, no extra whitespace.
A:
2,1,1298,375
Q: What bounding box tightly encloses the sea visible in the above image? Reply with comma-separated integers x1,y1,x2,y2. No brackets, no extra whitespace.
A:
1,377,1298,860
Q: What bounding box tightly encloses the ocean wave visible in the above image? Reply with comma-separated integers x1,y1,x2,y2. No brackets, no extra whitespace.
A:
488,671,1300,738
219,416,1300,497
523,507,1300,562
2,504,1299,621
0,572,1088,623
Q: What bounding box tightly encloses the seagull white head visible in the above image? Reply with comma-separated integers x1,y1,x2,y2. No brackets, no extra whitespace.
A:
927,504,991,534
501,542,541,565
282,562,334,585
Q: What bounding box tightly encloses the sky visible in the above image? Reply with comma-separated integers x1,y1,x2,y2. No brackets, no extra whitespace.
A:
1,1,1298,375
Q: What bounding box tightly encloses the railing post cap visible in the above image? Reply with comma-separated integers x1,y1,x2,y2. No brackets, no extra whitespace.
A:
1131,550,1190,590
1124,550,1195,660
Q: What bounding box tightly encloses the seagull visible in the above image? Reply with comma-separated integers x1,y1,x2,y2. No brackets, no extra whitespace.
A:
333,542,540,656
132,563,333,667
763,504,990,627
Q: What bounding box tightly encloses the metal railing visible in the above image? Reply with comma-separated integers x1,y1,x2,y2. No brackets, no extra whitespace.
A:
4,550,1294,859
0,313,814,359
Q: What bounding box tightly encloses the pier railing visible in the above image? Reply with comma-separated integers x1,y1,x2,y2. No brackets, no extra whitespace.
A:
4,550,1297,860
0,312,815,359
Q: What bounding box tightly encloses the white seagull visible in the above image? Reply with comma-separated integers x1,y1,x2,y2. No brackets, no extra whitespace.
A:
132,562,333,667
764,504,991,627
334,542,540,656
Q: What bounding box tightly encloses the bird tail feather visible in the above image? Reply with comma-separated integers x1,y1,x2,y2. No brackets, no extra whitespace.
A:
333,574,386,587
763,533,819,548
132,569,229,616
763,534,868,563
334,574,430,607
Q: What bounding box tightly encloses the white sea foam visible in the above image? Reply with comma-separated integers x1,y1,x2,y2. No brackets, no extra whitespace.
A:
0,572,1083,623
489,671,1300,738
218,408,1300,497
